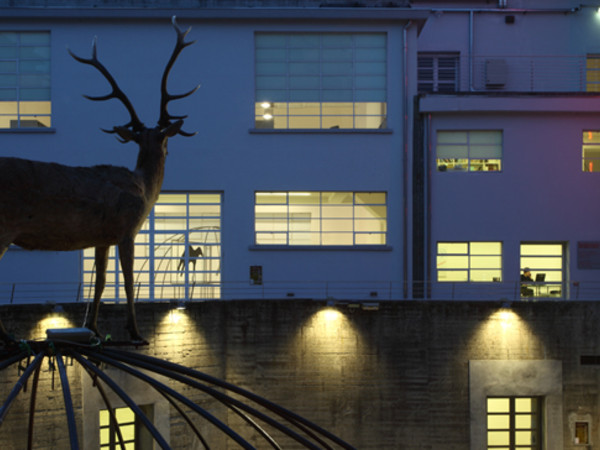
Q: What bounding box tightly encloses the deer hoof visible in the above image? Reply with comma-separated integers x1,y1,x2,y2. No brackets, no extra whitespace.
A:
85,323,104,340
126,322,147,345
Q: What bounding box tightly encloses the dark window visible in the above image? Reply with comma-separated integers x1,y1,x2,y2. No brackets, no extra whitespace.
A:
418,53,459,93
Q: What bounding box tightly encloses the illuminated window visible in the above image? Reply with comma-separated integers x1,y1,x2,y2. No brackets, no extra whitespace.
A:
586,54,600,92
255,191,387,246
255,33,387,130
418,52,459,93
582,130,600,172
487,397,541,450
100,405,153,450
520,243,563,298
436,130,502,172
437,242,502,282
83,193,221,302
0,31,51,128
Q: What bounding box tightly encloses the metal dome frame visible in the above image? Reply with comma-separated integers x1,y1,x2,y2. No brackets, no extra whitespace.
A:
0,333,356,450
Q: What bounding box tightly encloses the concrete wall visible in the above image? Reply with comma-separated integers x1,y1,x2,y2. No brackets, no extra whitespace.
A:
0,300,598,448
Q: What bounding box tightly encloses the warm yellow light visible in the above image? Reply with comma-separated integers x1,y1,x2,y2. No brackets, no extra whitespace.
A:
464,307,541,361
168,308,187,325
260,101,272,109
497,309,516,330
33,314,75,340
321,308,343,322
263,113,273,120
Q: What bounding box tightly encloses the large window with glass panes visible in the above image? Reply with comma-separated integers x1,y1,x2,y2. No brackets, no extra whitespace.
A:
436,130,502,172
83,193,221,302
255,32,387,130
0,31,51,128
436,242,502,282
255,191,387,246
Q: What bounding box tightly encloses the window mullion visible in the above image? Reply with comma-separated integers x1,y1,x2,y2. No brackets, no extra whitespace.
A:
510,397,516,449
286,193,290,245
352,193,356,245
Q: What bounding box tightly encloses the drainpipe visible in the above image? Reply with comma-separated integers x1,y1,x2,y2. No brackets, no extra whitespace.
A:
403,20,412,299
426,113,432,299
469,10,474,91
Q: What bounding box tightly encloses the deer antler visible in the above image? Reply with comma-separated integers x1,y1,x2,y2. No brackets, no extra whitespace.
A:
68,38,144,136
158,16,199,137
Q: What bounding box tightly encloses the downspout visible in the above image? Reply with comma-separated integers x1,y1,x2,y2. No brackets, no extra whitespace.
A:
469,10,474,91
403,20,412,299
426,113,432,299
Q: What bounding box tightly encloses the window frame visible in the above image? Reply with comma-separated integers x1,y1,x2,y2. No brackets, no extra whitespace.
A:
254,191,388,247
519,242,564,299
100,405,153,450
254,32,388,131
487,396,542,450
436,241,503,283
83,192,222,302
0,30,51,130
417,52,459,93
436,130,503,172
586,54,600,92
582,130,600,172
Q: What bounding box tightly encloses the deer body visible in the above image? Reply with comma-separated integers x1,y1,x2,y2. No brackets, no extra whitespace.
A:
0,17,197,343
0,156,159,251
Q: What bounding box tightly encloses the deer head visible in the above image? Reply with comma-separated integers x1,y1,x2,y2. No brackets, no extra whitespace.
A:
68,16,198,154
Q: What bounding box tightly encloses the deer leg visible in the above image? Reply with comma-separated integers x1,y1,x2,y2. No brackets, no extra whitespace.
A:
0,244,15,344
118,238,145,343
85,246,109,337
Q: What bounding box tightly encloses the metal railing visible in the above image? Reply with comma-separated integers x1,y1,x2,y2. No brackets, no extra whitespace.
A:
431,55,594,93
0,280,599,305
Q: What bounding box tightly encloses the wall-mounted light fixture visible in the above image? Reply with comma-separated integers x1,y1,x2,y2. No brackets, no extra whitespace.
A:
170,299,186,310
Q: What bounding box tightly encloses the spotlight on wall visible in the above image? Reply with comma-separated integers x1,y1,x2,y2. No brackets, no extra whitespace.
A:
170,300,186,310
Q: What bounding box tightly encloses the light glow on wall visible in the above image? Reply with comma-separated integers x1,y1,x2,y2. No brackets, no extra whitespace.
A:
293,307,362,379
32,313,75,340
161,307,192,327
468,308,541,359
156,306,206,362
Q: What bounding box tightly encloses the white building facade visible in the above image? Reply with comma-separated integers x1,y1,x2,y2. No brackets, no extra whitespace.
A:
0,0,599,305
0,1,427,304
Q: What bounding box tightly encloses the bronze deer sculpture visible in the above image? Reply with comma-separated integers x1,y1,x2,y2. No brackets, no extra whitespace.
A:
0,17,197,343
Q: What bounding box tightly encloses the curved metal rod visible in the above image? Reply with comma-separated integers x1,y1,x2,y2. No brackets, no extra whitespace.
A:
78,349,256,450
68,350,171,450
27,360,42,450
102,348,355,449
55,351,80,449
156,388,211,450
0,351,45,426
227,403,282,450
0,351,28,370
89,372,127,450
88,348,320,450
